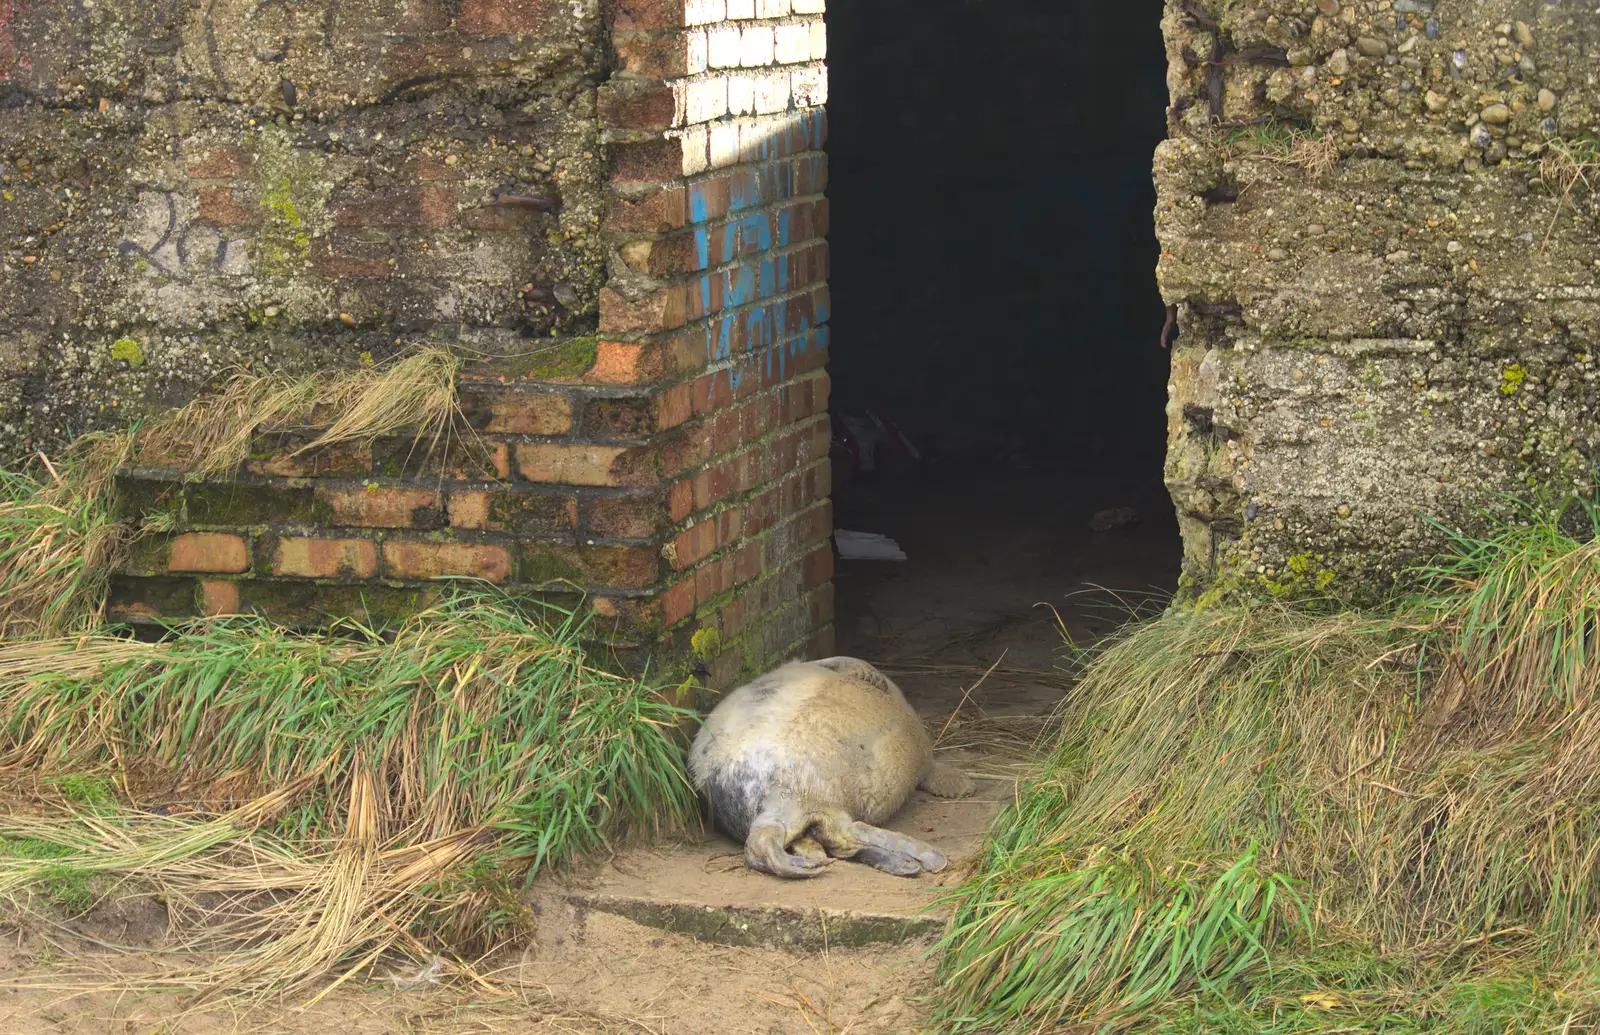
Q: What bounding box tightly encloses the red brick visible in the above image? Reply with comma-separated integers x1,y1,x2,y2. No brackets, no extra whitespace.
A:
611,0,686,30
598,81,677,132
669,479,694,522
609,138,692,184
696,556,731,604
615,32,693,78
317,487,444,529
583,544,662,588
187,147,252,180
273,538,379,578
657,383,694,430
719,596,748,640
586,493,666,538
516,442,641,487
332,187,455,229
383,541,511,582
198,188,260,227
660,422,713,477
717,505,743,547
693,460,736,510
670,519,718,570
692,372,734,416
661,578,695,626
733,541,762,584
603,186,689,234
462,389,574,435
169,533,249,574
199,579,241,616
460,0,555,33
600,288,690,336
448,491,491,530
744,487,778,535
802,541,833,589
588,341,662,386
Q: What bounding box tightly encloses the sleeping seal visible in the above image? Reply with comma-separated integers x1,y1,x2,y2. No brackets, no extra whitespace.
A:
687,656,976,879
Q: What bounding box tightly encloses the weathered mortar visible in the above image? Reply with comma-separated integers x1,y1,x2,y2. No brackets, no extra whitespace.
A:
0,0,609,462
1158,0,1600,601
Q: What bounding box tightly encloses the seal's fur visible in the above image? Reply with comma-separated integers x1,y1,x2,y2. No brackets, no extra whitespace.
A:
687,656,975,878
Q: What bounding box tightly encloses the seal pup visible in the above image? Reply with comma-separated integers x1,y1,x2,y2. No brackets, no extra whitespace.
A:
687,656,976,879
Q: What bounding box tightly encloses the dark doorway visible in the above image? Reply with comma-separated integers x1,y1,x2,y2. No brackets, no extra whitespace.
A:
824,0,1180,715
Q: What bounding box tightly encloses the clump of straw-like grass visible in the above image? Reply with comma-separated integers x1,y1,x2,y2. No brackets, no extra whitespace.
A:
0,586,697,1003
0,434,139,639
932,491,1600,1033
0,346,480,641
136,345,473,479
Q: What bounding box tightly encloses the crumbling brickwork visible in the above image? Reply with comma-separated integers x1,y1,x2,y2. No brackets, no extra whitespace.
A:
1157,0,1600,602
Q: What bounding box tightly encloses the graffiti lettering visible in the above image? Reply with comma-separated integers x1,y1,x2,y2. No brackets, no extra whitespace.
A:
118,187,250,281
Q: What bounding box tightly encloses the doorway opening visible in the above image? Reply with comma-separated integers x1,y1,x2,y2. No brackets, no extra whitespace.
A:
825,0,1180,717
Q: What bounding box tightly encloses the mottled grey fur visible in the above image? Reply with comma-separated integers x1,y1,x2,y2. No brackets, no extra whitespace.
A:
687,656,976,879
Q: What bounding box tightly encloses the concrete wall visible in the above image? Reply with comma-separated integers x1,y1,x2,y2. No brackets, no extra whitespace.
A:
0,0,609,461
1158,0,1600,601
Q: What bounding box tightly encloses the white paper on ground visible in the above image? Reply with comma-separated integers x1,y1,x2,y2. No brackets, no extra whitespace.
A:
833,529,907,561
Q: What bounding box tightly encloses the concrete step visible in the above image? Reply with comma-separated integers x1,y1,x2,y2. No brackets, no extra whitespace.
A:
525,776,1011,952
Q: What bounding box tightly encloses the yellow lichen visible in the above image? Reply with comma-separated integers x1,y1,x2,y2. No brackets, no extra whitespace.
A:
690,627,722,659
1501,364,1528,395
110,338,145,367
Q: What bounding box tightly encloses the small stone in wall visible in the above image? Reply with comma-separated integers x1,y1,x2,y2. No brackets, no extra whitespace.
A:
1480,103,1511,125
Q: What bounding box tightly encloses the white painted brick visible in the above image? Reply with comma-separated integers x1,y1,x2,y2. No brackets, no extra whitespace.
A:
707,24,742,68
725,0,755,18
791,64,827,107
740,26,775,67
773,23,810,64
791,0,824,11
686,30,709,75
753,70,791,114
727,75,756,115
685,0,725,25
680,125,710,176
709,122,741,169
809,20,827,60
740,113,796,159
679,76,729,125
756,0,790,15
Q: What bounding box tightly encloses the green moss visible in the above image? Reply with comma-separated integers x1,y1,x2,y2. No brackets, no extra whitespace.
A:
110,337,145,367
690,626,721,660
476,335,601,382
236,582,427,628
1500,364,1528,395
512,544,585,586
249,125,330,277
185,483,330,527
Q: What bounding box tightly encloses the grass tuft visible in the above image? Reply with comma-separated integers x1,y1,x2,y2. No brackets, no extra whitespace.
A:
0,586,698,1002
933,489,1600,1032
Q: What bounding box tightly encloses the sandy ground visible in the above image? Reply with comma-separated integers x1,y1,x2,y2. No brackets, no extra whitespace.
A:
0,910,937,1035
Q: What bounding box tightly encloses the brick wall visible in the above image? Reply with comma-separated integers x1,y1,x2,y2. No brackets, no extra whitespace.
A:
599,0,835,687
92,0,832,688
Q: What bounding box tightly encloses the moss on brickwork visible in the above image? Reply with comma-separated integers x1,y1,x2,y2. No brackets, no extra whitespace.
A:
511,544,586,587
185,483,332,527
1158,0,1600,604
